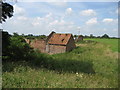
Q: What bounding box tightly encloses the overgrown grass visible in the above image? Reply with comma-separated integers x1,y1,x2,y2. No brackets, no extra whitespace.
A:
2,39,118,88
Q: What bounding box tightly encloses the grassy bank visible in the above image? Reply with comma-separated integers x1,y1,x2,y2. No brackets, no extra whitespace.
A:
2,39,118,88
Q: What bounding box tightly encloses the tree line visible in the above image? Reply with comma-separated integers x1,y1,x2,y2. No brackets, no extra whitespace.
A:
74,34,118,39
13,33,118,40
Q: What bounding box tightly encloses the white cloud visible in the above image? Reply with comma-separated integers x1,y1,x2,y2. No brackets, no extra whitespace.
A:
102,18,113,23
113,28,117,32
49,20,59,26
32,22,40,26
60,8,73,20
77,26,81,29
102,18,118,24
17,16,28,20
80,9,96,16
48,19,76,33
66,8,73,14
13,4,26,15
103,28,107,31
3,12,77,35
47,2,67,7
86,18,97,25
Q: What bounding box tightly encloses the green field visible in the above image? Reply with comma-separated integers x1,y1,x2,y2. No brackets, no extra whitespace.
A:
84,38,119,52
2,38,118,88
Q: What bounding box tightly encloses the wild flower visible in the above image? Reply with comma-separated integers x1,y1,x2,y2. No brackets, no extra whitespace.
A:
76,72,79,76
76,72,78,75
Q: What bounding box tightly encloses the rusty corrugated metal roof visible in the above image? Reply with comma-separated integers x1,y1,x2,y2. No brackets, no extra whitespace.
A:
48,33,72,45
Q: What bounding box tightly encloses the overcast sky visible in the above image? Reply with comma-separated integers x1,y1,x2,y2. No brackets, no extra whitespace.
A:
2,1,119,37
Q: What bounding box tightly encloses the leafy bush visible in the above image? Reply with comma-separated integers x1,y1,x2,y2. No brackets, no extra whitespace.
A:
9,36,33,60
2,31,34,61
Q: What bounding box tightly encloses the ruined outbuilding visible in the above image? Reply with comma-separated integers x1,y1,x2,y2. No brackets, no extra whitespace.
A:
77,35,83,41
75,35,84,42
26,31,76,54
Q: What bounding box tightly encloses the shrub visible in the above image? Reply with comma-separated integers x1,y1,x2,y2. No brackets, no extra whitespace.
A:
2,31,34,61
9,36,33,60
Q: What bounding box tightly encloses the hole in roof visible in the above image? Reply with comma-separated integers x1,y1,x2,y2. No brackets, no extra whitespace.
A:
62,39,64,42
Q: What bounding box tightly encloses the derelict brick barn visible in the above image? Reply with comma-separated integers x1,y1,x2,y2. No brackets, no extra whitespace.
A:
47,32,76,54
26,31,76,54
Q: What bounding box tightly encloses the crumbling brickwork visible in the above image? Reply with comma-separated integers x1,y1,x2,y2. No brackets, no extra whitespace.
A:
30,39,46,53
48,45,66,54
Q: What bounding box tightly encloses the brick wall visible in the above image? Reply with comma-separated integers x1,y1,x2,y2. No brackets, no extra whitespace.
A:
30,39,46,53
49,44,66,54
66,36,76,52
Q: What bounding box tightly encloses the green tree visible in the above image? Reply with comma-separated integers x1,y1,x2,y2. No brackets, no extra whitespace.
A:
13,32,19,36
101,34,109,38
90,34,95,38
74,35,77,38
9,35,33,60
84,35,89,38
2,31,11,59
38,35,47,39
0,1,14,23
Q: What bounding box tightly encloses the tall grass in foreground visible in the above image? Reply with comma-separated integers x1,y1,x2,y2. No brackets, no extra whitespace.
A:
2,40,118,88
